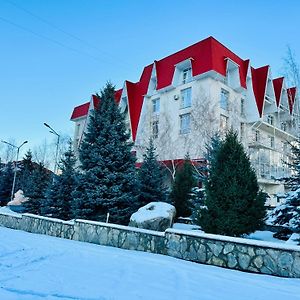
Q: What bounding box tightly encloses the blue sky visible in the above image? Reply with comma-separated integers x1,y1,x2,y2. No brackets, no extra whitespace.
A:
0,0,299,156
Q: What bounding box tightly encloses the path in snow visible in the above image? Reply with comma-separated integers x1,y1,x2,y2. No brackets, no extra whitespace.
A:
0,227,300,300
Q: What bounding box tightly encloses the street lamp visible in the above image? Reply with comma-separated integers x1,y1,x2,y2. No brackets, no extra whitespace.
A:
44,122,60,174
1,140,28,200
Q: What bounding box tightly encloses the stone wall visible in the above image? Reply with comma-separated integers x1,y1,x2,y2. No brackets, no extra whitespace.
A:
0,211,300,278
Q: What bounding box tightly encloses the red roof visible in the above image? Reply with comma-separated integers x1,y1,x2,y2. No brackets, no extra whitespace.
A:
71,36,298,139
251,65,269,117
273,77,284,107
70,102,90,120
71,89,123,120
287,87,297,114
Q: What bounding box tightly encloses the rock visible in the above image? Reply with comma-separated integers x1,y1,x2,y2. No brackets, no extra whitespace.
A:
238,253,251,269
227,253,238,268
253,256,263,269
223,243,234,254
278,252,293,270
129,202,176,231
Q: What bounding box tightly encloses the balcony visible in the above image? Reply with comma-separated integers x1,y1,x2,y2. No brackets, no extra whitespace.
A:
251,161,291,181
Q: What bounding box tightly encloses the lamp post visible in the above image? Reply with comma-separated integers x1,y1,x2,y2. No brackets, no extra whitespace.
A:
44,123,60,174
1,140,28,200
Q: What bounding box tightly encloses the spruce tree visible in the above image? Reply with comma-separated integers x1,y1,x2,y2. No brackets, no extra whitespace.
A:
42,144,78,220
17,150,35,195
72,82,138,224
169,155,197,218
23,163,51,214
138,139,167,207
0,162,14,206
267,139,300,231
199,130,266,237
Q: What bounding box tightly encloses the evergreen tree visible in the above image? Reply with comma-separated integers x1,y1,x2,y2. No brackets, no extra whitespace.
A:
267,139,300,231
41,144,78,220
169,155,197,218
23,163,51,214
17,150,35,195
72,82,138,224
0,162,14,206
199,130,266,237
138,139,167,207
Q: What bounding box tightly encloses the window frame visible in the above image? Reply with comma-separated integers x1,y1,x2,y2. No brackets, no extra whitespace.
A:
180,113,191,134
180,87,192,109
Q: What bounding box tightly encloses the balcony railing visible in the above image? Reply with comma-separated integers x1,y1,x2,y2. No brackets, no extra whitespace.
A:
251,161,291,181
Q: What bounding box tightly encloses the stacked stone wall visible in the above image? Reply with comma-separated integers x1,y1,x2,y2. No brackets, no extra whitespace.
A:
0,211,299,278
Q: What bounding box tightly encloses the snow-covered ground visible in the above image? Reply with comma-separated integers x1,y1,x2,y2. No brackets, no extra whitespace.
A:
0,227,300,300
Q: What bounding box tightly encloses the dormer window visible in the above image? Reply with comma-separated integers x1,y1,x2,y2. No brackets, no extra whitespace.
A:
267,115,274,126
182,68,192,84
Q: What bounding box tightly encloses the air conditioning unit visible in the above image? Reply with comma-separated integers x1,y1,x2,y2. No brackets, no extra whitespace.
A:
174,95,180,101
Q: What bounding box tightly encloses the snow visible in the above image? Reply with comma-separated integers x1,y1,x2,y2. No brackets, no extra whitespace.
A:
172,222,202,231
0,206,22,217
247,230,285,244
77,219,165,236
130,202,175,223
7,190,28,206
1,227,300,300
166,228,300,251
287,233,300,245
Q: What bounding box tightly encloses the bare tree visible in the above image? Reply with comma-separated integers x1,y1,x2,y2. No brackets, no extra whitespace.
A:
283,46,300,88
0,138,17,163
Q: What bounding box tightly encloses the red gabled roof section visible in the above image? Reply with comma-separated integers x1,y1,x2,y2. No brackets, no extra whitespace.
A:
126,64,153,141
287,87,297,114
154,37,248,90
115,88,123,104
251,65,269,117
70,89,123,121
70,102,90,120
273,77,284,107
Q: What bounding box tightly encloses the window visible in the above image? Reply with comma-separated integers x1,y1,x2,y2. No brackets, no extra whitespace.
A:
241,98,245,115
267,115,274,125
255,130,260,142
220,89,229,110
280,122,287,131
152,120,159,139
220,115,228,133
240,123,245,140
180,113,191,134
182,68,192,84
180,87,192,109
281,141,287,152
152,98,160,114
269,136,275,148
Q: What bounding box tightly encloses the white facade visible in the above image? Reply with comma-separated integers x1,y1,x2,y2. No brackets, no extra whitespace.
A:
71,37,299,207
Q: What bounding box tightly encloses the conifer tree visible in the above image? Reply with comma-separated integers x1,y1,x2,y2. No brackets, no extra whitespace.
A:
72,82,138,224
199,130,266,237
42,144,78,220
0,162,14,206
17,150,35,195
169,155,197,218
267,139,300,231
23,163,51,214
138,139,167,207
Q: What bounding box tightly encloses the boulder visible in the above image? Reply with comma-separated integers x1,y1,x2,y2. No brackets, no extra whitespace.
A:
129,202,176,232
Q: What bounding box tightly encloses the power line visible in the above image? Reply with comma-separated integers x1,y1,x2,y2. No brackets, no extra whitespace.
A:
0,15,106,63
4,0,131,70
